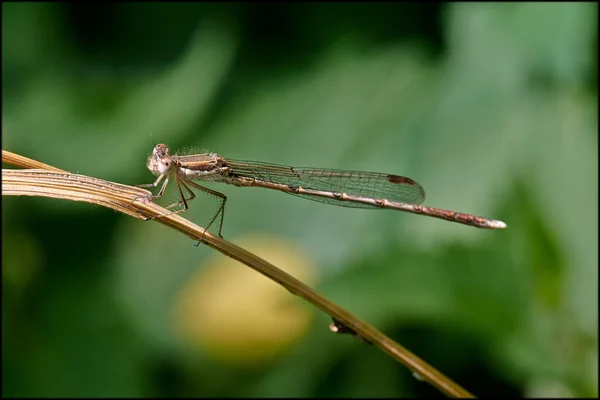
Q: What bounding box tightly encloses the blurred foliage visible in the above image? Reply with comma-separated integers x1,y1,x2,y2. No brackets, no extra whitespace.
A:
2,2,597,398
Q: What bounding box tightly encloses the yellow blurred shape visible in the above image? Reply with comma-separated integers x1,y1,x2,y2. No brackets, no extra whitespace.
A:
173,233,318,365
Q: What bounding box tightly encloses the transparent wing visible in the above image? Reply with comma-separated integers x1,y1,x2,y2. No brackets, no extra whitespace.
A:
226,159,426,209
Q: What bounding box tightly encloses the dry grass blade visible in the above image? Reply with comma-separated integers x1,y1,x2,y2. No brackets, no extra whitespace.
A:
2,149,474,398
2,149,67,172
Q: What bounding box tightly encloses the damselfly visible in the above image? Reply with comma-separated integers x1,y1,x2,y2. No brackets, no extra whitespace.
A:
138,144,507,236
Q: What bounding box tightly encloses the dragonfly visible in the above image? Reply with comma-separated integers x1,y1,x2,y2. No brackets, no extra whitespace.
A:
137,144,507,237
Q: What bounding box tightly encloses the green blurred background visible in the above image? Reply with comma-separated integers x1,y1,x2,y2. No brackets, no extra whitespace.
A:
2,2,597,397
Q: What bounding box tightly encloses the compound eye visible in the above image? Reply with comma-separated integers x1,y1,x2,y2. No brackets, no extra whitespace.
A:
158,158,171,175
